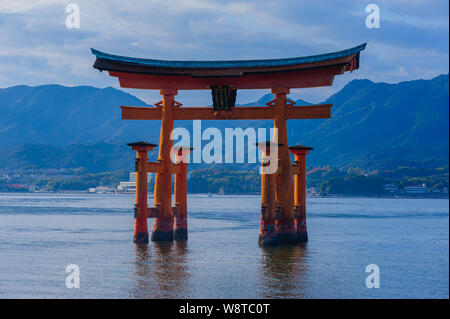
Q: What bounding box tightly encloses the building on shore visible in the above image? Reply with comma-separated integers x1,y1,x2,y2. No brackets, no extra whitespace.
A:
404,184,428,194
307,187,320,196
117,172,154,193
117,181,136,192
88,186,116,194
384,184,399,193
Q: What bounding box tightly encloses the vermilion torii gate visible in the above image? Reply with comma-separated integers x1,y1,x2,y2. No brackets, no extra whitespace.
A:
91,43,366,245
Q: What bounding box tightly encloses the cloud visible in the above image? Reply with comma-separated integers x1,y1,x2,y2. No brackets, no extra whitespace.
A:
0,0,448,105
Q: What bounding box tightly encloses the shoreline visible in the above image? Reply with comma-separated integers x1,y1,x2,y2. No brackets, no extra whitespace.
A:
0,191,448,199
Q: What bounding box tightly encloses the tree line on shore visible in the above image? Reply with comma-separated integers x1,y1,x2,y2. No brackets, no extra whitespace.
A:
2,164,447,196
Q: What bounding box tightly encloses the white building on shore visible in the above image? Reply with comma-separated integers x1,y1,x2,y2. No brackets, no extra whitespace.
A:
404,184,428,194
117,172,154,193
88,186,116,194
384,184,399,193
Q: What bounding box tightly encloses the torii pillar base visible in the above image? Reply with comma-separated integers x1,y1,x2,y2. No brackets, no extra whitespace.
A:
134,233,149,244
174,228,188,241
275,219,299,245
297,231,308,243
151,216,175,242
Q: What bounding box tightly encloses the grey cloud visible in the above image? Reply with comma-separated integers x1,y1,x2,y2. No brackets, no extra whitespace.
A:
0,0,448,105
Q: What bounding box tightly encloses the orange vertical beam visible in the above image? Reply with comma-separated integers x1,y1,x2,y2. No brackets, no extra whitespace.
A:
272,88,297,244
256,142,279,246
152,89,177,242
173,146,192,241
290,145,313,242
128,142,156,244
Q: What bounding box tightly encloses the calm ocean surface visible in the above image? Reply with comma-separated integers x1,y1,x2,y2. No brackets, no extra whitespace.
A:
0,193,448,299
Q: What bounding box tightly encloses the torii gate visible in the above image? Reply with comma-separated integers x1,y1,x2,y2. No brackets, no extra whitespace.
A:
91,43,366,245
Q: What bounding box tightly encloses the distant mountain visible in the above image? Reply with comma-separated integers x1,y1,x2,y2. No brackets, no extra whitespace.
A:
239,93,311,106
296,74,449,168
0,142,140,173
0,75,448,171
0,85,161,147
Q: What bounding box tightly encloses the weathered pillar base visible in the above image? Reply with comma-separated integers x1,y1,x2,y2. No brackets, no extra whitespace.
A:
297,231,308,243
296,220,308,242
174,228,188,241
133,232,149,244
258,222,277,246
275,219,299,245
174,217,188,241
151,217,174,242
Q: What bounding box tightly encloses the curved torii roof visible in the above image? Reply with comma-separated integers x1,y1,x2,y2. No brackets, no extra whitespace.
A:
91,43,366,90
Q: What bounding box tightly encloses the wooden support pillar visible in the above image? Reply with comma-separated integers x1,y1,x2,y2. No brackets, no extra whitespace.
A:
290,145,313,243
272,88,297,244
152,89,177,242
173,146,193,241
256,142,280,246
128,141,157,244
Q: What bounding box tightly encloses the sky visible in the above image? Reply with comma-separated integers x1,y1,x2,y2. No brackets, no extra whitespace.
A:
0,0,448,105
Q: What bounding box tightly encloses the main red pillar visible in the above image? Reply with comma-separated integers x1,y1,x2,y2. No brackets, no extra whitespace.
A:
128,141,157,244
152,89,177,241
272,88,297,244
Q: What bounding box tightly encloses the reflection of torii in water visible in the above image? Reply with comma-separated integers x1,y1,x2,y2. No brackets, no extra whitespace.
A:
90,43,366,246
132,242,190,298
